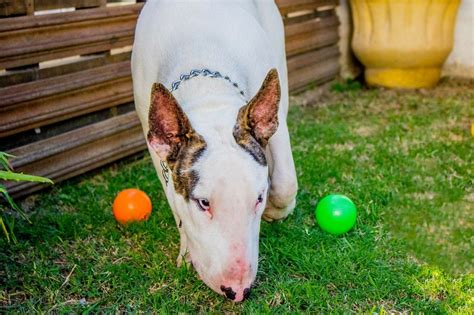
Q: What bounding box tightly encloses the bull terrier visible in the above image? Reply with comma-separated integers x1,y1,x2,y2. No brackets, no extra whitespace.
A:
131,0,298,302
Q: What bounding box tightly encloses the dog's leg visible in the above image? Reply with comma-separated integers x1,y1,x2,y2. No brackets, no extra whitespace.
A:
166,200,190,267
148,148,191,267
173,211,191,267
263,86,298,222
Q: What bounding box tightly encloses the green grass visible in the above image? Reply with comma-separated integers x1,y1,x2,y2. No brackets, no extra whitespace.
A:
1,80,473,313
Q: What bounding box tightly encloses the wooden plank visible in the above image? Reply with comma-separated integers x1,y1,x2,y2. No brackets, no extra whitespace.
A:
0,60,130,109
35,0,103,11
0,4,142,69
0,0,27,17
286,23,339,57
288,55,340,91
285,13,338,38
0,61,133,137
0,3,142,33
1,0,110,17
287,45,340,73
5,119,146,198
285,14,339,58
284,11,322,26
0,80,132,137
2,37,132,70
276,0,338,15
0,51,130,87
8,111,140,168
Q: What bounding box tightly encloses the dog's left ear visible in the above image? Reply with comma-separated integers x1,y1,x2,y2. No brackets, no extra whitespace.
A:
236,68,280,147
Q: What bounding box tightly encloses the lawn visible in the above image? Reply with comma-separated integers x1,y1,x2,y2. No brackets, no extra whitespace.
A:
1,79,473,313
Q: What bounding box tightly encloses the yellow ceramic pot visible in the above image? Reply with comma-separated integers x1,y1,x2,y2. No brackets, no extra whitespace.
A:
350,0,460,88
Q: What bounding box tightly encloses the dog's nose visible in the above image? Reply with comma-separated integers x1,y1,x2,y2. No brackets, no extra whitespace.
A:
220,285,236,300
220,285,251,302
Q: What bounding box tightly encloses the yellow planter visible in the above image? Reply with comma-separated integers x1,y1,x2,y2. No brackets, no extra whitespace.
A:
350,0,460,88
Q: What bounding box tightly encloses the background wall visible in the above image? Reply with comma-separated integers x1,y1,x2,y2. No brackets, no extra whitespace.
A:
443,0,474,78
338,0,474,79
336,0,360,79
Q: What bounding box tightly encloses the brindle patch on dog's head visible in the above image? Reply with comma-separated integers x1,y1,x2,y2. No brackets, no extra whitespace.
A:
233,69,280,166
147,83,207,200
172,139,206,200
233,107,268,165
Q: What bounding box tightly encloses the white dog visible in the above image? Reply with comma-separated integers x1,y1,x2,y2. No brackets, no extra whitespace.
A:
132,0,297,302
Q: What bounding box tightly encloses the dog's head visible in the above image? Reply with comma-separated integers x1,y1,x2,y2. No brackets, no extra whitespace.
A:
147,69,280,302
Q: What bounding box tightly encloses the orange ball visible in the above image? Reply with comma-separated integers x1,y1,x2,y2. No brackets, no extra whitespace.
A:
113,189,152,224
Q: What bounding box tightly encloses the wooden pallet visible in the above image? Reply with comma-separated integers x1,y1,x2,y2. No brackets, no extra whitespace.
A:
1,0,340,198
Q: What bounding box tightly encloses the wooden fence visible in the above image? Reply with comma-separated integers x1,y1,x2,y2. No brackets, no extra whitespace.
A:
0,0,340,198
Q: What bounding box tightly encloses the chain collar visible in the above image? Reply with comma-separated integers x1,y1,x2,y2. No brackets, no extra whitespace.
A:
170,68,247,101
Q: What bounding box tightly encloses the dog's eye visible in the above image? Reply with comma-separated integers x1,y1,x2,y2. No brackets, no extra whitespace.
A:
257,194,263,204
195,198,210,211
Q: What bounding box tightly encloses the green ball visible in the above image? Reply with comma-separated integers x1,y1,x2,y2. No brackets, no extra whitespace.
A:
315,194,357,235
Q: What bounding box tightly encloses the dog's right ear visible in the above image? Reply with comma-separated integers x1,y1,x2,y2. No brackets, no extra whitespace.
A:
147,83,194,162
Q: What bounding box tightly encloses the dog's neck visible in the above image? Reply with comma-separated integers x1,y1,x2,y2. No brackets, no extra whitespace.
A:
170,69,246,98
171,73,248,113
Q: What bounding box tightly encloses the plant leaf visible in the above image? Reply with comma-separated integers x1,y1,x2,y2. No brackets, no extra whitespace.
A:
0,216,10,242
0,170,53,184
7,217,17,244
0,152,15,171
0,185,31,223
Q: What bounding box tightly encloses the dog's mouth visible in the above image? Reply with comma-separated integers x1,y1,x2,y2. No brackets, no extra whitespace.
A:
190,259,221,293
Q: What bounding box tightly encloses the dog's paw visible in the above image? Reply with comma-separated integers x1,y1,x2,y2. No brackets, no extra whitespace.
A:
176,250,191,267
262,197,295,222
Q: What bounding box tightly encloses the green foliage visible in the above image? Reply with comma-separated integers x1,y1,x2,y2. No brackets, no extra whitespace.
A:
0,152,53,242
0,82,472,312
331,79,362,93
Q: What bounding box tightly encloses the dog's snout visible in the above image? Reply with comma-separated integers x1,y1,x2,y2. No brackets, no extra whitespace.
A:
220,285,236,300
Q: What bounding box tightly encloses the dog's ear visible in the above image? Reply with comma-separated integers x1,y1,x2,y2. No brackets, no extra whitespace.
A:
236,68,280,147
147,83,194,162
